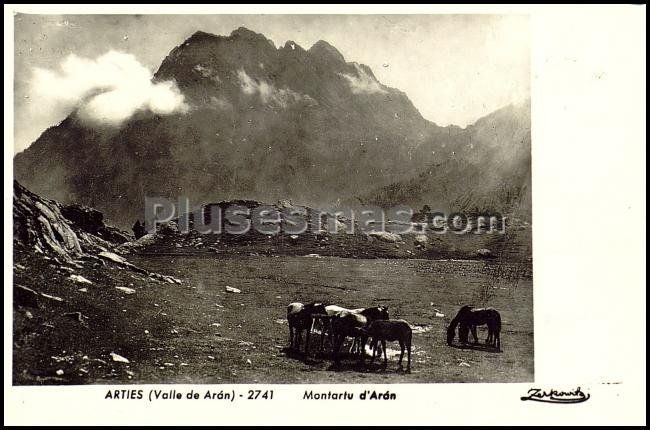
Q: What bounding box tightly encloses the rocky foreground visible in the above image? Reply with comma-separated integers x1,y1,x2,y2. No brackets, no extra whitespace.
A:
13,181,185,384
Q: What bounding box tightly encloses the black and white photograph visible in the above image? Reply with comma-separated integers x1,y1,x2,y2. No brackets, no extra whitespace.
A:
12,12,532,385
5,4,645,427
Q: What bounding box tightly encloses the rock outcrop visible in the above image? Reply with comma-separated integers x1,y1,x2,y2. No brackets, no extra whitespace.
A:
13,181,129,261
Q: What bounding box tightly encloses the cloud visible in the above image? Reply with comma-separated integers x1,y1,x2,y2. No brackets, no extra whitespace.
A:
237,69,316,108
31,50,188,126
338,63,387,95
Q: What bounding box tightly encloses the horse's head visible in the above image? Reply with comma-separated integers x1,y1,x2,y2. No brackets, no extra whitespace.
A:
377,305,389,320
458,324,470,343
361,305,389,322
446,324,455,345
304,302,327,315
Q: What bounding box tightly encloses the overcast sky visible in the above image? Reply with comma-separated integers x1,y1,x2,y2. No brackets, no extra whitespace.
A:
13,14,530,153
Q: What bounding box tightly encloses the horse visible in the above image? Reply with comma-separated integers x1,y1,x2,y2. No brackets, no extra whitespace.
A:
364,319,412,371
446,305,501,350
313,305,362,352
317,305,361,353
287,302,327,354
330,306,389,363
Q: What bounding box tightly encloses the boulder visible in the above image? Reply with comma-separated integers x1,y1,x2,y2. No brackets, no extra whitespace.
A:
109,352,130,363
477,248,493,257
368,231,402,243
98,251,127,264
115,286,136,295
69,274,92,285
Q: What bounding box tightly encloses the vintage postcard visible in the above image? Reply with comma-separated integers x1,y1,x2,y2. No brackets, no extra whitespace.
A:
4,4,646,426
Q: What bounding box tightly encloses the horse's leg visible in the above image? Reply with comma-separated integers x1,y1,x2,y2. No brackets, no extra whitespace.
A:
354,335,361,355
326,319,332,350
360,335,368,357
471,325,478,344
289,325,294,349
398,340,405,367
382,340,388,367
349,337,356,354
297,328,303,351
407,337,412,371
319,319,326,353
305,321,312,356
332,334,340,364
335,334,345,366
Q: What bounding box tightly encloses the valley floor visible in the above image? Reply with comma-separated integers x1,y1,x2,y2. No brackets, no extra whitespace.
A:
13,250,533,384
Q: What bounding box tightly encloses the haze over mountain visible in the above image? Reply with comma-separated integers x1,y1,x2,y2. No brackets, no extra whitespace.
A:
14,27,530,228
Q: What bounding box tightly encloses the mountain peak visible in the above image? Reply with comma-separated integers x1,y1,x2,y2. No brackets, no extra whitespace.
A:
230,26,275,46
16,27,534,230
182,27,275,48
282,40,305,52
309,40,345,63
185,30,218,43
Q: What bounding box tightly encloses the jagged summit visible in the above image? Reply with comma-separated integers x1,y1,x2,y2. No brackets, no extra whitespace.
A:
187,30,214,40
309,40,345,63
230,26,276,46
180,27,276,50
282,40,305,52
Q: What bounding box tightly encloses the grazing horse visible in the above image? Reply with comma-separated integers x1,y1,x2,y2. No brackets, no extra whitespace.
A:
446,305,502,349
365,319,413,371
287,302,327,354
330,306,389,362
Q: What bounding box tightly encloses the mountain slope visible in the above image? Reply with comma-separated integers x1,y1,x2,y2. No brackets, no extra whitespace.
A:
358,100,531,220
14,27,530,228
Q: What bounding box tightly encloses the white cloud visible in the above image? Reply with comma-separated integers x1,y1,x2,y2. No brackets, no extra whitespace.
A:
237,69,316,108
31,50,188,126
338,63,387,95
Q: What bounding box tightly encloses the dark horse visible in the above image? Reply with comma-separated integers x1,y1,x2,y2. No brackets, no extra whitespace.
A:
446,305,501,350
287,302,327,355
330,306,390,364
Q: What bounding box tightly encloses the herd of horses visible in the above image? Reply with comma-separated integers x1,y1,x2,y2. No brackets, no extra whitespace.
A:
286,302,502,372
